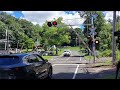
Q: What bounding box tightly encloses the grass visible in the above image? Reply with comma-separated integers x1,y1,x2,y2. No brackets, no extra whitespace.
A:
84,55,94,60
22,49,33,52
42,56,53,60
64,46,80,51
93,62,112,67
90,59,113,68
58,46,80,56
58,49,65,56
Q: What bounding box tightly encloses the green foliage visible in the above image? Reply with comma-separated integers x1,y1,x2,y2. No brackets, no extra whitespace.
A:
99,50,112,57
0,12,71,52
1,11,120,54
116,49,120,61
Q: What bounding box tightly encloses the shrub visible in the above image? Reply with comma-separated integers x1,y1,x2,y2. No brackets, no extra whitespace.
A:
99,50,112,57
116,49,120,61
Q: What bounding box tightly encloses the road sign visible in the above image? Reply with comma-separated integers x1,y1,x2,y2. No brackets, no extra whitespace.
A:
89,27,96,31
89,31,97,35
89,27,97,35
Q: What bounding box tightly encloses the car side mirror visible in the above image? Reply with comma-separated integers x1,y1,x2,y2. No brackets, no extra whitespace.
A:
28,59,33,63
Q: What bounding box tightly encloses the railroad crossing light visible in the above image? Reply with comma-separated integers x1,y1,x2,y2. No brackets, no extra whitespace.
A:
52,21,57,27
47,22,52,27
95,40,99,44
95,40,99,50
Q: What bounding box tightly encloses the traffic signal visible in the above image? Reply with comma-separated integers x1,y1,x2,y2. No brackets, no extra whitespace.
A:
47,22,52,27
95,40,99,50
116,36,120,50
47,21,57,27
95,40,99,44
88,35,93,50
52,21,57,26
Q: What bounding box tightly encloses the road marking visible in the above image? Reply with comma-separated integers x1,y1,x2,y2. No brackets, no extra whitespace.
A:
66,57,70,60
52,64,86,66
80,57,82,61
72,65,80,79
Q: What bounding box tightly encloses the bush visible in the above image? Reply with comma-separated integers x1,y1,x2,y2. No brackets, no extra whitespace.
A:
116,49,120,61
99,50,112,57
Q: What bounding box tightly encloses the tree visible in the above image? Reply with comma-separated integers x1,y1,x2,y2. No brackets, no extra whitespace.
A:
0,21,7,39
42,17,70,55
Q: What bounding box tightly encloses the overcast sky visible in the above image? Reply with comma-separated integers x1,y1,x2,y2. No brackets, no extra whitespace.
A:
2,11,120,29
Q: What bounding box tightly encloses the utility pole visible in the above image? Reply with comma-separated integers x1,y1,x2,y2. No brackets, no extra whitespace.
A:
5,29,7,50
112,11,116,65
91,16,96,63
6,29,9,54
76,37,77,46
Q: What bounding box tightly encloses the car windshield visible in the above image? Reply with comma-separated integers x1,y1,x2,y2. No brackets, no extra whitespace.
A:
0,56,20,65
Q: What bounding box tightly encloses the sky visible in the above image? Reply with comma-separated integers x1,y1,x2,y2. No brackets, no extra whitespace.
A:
1,11,120,29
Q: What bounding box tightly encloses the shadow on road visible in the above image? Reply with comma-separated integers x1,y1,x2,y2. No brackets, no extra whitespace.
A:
71,55,84,57
52,68,116,79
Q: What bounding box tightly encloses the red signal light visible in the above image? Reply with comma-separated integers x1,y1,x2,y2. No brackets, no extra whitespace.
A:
52,21,57,26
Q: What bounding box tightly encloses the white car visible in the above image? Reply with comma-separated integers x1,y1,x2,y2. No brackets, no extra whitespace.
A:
63,50,71,57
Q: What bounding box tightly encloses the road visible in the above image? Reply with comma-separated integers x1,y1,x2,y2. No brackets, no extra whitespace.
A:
49,50,116,79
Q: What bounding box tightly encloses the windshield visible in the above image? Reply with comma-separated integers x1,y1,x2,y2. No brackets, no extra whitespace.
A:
0,56,20,65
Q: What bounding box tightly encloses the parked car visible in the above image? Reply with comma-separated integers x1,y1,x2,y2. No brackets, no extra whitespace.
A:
63,50,71,57
0,53,53,79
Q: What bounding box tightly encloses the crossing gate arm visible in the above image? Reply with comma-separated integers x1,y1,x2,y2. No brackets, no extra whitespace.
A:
69,25,93,54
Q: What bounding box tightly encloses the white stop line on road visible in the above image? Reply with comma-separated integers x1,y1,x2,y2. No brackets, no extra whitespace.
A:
72,57,82,79
52,63,85,66
52,57,84,79
72,64,80,79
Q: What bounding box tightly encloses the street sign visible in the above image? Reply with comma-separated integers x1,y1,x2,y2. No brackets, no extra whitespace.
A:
89,27,97,35
89,31,97,35
89,27,96,31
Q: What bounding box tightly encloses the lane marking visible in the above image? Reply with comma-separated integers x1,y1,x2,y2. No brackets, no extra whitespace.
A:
52,64,86,66
80,57,82,62
52,64,79,66
72,65,80,79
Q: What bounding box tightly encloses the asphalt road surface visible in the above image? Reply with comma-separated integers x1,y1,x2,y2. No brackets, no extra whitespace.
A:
49,50,116,79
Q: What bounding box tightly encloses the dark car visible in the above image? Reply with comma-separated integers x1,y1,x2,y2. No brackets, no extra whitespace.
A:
0,53,53,79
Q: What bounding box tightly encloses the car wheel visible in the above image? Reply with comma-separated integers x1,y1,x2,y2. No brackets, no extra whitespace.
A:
47,67,52,79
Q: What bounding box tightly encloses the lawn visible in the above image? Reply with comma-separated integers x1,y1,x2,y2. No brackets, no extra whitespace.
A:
66,46,80,51
22,49,33,52
57,46,80,56
42,56,53,60
84,55,94,60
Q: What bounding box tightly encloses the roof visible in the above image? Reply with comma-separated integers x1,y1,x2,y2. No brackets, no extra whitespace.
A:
0,52,40,58
0,53,29,57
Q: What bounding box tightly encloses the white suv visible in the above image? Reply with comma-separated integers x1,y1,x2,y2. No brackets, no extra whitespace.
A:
63,50,71,57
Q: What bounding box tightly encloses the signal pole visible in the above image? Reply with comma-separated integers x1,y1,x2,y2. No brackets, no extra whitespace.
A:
6,29,9,54
112,11,116,65
91,16,96,63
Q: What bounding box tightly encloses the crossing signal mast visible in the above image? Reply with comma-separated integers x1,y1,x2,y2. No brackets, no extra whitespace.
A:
47,17,94,56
